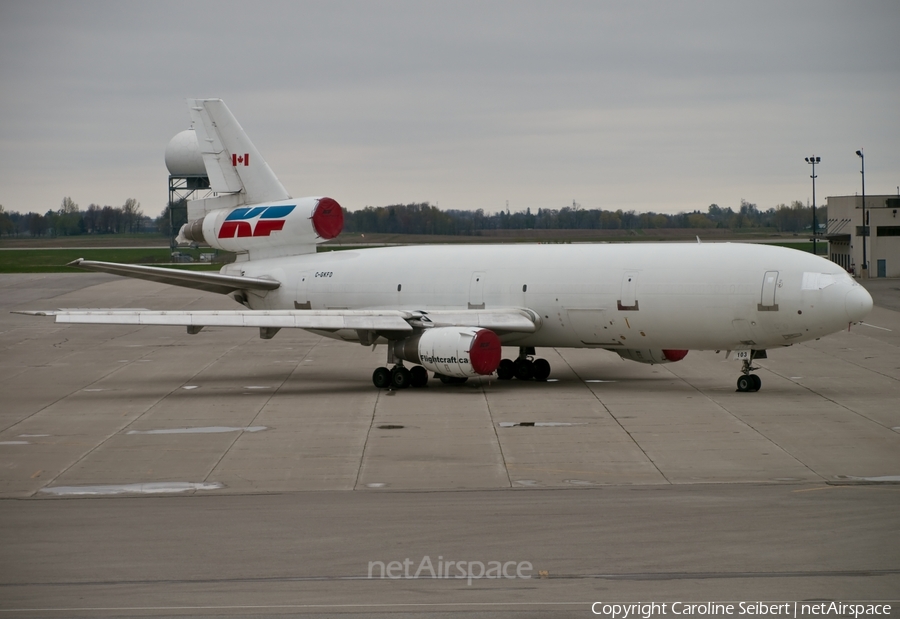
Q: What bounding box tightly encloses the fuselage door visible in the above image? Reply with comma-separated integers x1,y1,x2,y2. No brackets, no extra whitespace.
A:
617,271,640,311
758,271,779,311
567,309,611,346
294,271,311,310
469,272,486,309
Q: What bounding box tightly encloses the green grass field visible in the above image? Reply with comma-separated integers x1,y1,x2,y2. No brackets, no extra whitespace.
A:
0,248,223,273
770,242,827,255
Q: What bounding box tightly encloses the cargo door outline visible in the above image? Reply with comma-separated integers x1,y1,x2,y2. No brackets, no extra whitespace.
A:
617,271,640,311
567,309,615,346
293,271,311,309
757,271,779,311
469,271,486,309
731,319,756,346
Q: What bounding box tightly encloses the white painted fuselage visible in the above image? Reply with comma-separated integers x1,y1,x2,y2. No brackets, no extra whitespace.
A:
227,242,871,352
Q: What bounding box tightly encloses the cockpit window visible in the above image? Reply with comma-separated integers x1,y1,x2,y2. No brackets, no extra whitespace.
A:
801,272,837,290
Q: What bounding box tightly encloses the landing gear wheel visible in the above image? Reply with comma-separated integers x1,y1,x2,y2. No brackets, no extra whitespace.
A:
410,366,429,388
497,359,515,380
532,358,551,381
391,366,411,389
737,354,762,392
372,367,392,389
514,358,534,380
750,374,761,392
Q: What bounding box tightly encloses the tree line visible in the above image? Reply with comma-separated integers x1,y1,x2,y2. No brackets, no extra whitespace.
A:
0,198,148,237
1,197,823,239
343,200,824,235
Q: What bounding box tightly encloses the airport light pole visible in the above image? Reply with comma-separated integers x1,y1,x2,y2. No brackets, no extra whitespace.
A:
856,149,867,276
805,156,820,255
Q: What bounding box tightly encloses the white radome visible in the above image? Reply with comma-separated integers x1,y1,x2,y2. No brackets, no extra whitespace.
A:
164,129,206,176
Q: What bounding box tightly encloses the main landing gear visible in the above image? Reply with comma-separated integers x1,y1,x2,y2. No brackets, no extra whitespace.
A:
372,364,429,390
736,354,763,392
370,346,553,389
497,347,551,382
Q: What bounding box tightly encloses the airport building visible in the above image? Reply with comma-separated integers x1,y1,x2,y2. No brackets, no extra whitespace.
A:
825,194,900,278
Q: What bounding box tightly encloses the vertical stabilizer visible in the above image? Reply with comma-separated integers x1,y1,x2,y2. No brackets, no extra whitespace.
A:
187,99,291,204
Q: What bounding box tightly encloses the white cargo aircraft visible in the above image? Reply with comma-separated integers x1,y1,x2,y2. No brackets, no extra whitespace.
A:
20,99,873,392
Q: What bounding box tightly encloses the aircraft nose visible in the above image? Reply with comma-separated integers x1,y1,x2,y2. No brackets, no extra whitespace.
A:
845,286,873,323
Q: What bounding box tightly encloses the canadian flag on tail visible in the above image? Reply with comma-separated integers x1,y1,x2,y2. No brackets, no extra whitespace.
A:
232,153,250,166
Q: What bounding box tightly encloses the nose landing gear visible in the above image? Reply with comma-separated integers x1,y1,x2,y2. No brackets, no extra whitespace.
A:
736,354,763,392
736,373,761,392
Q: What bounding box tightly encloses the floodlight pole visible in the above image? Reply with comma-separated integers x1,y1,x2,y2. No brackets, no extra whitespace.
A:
856,149,867,276
805,156,820,255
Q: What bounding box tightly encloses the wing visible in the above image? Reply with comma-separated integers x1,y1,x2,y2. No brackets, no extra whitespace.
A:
13,308,539,334
66,259,280,295
15,308,539,336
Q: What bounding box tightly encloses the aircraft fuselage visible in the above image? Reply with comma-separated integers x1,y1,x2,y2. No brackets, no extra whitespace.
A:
228,241,869,351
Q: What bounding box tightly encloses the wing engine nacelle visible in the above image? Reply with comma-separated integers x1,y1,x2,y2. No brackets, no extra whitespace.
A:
616,349,689,364
177,197,343,252
392,327,502,378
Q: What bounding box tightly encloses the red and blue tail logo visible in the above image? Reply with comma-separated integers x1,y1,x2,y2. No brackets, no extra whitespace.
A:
218,205,295,239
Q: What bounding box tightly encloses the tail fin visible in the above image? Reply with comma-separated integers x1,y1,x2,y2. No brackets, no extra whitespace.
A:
188,98,291,204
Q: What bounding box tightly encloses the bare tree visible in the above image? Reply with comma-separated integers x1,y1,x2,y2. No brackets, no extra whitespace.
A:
56,197,82,235
0,205,14,236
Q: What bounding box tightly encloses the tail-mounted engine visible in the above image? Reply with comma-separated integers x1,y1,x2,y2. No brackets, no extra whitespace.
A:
392,327,502,378
177,196,343,255
616,349,689,364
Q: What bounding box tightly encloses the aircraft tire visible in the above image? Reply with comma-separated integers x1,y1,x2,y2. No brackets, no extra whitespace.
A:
514,358,534,380
736,375,753,392
410,366,429,387
532,358,551,381
373,367,392,389
497,359,515,380
750,374,761,391
391,366,412,389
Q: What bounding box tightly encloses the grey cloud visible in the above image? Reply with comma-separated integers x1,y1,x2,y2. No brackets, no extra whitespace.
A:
1,0,898,217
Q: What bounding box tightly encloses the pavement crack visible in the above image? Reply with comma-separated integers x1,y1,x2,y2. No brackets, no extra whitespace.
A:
559,349,672,485
353,381,380,490
481,382,513,488
202,337,320,484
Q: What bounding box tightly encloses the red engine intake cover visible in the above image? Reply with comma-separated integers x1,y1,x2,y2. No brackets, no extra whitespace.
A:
469,329,502,375
662,349,689,362
311,197,343,240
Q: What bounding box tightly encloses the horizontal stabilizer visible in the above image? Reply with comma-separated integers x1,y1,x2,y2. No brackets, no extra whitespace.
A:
66,259,280,295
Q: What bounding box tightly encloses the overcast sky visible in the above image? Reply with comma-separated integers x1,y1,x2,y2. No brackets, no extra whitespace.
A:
1,1,898,219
